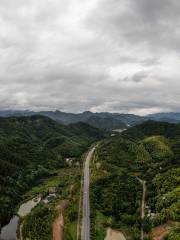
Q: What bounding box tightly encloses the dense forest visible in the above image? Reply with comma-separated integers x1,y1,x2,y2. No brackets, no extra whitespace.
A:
0,115,104,226
90,121,180,239
1,117,179,239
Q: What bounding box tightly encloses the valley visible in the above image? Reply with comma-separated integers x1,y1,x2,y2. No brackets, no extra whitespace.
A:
0,116,179,240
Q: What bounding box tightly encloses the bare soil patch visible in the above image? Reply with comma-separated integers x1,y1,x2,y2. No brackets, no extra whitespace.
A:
52,200,69,240
105,228,126,240
152,221,178,240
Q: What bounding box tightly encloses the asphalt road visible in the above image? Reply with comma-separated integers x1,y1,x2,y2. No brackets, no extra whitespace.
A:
81,147,95,240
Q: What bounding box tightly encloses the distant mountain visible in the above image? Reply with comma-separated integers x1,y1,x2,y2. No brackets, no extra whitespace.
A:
0,110,147,130
148,112,180,123
1,110,179,130
0,110,93,124
86,115,127,130
109,113,147,126
0,110,35,117
39,110,94,124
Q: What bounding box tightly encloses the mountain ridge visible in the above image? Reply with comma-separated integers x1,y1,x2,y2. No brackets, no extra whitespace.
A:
0,110,180,131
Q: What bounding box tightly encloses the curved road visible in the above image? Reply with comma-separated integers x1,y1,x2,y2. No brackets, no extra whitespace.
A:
81,147,96,240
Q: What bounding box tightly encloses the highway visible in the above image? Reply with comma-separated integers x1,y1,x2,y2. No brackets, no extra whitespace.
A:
81,147,95,240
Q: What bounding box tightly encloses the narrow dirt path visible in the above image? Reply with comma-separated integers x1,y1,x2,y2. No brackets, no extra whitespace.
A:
53,213,64,240
77,164,84,240
137,178,146,240
53,200,69,240
81,147,96,240
141,180,146,219
19,224,23,240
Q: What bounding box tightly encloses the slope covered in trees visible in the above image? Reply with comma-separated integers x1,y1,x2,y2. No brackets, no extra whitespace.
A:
90,121,180,239
0,115,104,226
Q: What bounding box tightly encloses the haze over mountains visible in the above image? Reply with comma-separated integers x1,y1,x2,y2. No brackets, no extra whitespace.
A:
0,110,180,130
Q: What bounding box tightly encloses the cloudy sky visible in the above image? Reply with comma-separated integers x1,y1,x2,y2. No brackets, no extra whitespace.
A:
0,0,180,115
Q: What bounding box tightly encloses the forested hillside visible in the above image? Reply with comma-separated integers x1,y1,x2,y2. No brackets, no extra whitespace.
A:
0,115,103,226
90,121,180,239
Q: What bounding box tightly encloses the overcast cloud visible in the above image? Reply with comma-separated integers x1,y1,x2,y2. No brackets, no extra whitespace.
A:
0,0,180,115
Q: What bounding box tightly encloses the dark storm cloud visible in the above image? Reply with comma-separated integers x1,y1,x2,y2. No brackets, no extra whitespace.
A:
0,0,180,114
